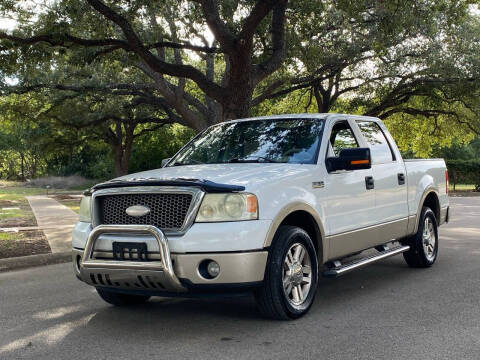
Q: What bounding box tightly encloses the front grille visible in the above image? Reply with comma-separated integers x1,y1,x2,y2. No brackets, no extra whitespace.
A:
98,193,193,230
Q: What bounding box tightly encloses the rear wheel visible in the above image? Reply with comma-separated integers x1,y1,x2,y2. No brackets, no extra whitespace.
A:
402,207,439,268
255,226,319,320
96,288,150,306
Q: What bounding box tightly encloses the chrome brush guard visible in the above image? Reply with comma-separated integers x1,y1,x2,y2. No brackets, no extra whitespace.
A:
78,224,186,292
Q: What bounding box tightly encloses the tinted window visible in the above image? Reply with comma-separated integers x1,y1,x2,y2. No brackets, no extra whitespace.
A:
169,118,325,166
329,122,358,156
356,121,395,162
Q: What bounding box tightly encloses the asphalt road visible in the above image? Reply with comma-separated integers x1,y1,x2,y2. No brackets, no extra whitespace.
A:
1,197,479,360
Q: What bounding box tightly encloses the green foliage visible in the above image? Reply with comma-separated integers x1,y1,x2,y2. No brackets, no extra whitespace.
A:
446,159,480,190
129,124,195,173
0,0,479,177
384,110,476,158
432,138,480,160
45,142,114,180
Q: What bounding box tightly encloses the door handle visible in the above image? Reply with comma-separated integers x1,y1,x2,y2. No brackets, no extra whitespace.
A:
398,173,405,185
365,176,374,190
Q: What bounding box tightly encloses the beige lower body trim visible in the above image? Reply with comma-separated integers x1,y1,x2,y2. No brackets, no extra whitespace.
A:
73,248,268,286
326,217,409,260
173,251,268,284
407,215,416,235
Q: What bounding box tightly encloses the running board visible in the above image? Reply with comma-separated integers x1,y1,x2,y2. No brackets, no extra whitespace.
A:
322,245,410,278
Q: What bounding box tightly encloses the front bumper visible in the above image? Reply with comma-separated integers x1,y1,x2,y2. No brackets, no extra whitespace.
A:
73,224,268,294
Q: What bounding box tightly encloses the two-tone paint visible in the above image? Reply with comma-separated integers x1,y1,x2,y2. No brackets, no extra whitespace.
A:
72,113,449,287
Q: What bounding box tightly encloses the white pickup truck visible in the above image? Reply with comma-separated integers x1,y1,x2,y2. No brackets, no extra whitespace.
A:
72,113,449,319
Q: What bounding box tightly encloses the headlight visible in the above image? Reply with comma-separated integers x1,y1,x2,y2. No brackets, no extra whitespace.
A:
78,195,92,223
196,193,258,222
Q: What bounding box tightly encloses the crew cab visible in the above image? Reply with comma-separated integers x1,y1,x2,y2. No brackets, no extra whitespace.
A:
72,113,449,319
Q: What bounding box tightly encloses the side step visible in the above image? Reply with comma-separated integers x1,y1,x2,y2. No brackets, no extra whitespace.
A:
322,245,410,278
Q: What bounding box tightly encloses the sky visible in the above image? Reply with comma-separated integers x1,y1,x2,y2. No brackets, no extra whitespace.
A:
0,17,16,31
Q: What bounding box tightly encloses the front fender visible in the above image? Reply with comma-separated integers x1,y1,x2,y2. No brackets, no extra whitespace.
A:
263,201,328,264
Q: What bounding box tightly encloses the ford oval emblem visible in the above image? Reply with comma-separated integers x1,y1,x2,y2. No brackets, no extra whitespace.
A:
126,205,151,217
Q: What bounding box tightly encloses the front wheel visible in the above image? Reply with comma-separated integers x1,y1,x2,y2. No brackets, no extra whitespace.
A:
255,226,319,320
96,288,150,306
402,206,439,268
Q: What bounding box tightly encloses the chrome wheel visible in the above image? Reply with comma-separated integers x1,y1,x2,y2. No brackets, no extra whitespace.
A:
422,217,436,261
282,243,312,307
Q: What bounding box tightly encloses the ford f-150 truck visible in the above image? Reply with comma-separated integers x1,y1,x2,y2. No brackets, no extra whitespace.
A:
72,113,449,319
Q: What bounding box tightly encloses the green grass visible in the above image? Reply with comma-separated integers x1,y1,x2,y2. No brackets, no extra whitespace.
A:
0,231,23,247
0,182,45,227
0,181,84,226
0,186,47,202
68,180,98,191
449,184,476,192
0,180,85,200
0,208,28,220
59,199,81,213
0,232,18,240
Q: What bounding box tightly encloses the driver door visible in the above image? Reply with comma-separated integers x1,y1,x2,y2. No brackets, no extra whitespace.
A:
324,119,377,259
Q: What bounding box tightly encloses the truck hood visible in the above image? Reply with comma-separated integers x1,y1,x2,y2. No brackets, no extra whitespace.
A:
113,163,313,192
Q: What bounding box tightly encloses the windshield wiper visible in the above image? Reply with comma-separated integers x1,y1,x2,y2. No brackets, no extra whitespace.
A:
228,156,280,163
172,159,205,166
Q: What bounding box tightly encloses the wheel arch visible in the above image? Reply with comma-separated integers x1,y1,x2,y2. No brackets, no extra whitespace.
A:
264,202,327,264
414,188,440,233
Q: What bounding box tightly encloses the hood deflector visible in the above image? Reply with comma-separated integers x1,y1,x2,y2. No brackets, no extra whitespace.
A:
90,178,245,193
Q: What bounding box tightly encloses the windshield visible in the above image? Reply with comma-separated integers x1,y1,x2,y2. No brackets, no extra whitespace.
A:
169,118,325,166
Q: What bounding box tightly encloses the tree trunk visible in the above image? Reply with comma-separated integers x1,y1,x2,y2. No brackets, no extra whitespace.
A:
314,84,333,113
20,153,25,182
112,124,135,177
220,83,254,121
222,93,253,121
113,145,127,177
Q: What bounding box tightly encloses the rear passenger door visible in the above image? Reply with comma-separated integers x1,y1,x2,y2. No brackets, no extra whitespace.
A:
324,119,377,259
355,120,409,242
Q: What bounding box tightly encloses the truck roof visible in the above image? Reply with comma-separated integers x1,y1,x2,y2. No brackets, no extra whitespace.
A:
221,113,380,125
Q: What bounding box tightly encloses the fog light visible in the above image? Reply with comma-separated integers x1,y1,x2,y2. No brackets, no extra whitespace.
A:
198,259,221,279
207,261,220,278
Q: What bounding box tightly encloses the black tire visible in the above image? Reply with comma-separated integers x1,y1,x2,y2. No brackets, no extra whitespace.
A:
402,207,439,268
254,226,319,320
96,288,150,306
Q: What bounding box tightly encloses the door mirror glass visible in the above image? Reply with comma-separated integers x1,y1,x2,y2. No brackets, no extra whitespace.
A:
161,158,171,167
326,148,371,172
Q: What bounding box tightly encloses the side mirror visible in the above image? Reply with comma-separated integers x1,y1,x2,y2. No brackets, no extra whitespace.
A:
326,148,371,172
161,158,171,167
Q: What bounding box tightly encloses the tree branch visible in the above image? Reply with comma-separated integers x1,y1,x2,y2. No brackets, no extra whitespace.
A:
85,0,226,102
239,0,279,41
252,0,288,84
0,31,129,49
195,0,235,53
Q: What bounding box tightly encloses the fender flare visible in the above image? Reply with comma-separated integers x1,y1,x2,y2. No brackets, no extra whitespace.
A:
263,202,328,264
413,187,440,234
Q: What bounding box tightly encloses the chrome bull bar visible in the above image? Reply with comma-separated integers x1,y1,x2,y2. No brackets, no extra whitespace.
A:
79,224,186,292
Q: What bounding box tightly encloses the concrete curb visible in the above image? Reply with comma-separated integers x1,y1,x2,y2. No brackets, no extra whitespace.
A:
0,252,72,272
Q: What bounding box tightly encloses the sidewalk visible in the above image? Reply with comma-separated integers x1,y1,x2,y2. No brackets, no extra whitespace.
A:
26,196,78,253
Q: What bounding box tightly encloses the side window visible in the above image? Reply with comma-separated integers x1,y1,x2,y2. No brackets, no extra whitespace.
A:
329,121,359,157
356,121,395,163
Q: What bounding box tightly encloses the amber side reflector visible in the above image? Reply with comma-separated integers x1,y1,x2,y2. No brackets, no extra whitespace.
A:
446,170,449,194
351,159,370,165
246,195,258,213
